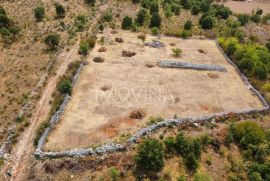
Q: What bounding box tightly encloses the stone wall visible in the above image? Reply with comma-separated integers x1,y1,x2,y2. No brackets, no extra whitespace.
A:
34,40,269,159
159,60,227,72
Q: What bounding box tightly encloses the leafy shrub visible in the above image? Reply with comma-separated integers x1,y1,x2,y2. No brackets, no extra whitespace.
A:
136,8,148,26
184,20,192,30
0,6,6,15
172,48,182,57
141,0,151,9
164,136,175,154
132,0,140,4
181,0,191,9
150,12,161,28
233,121,265,148
238,14,249,26
44,34,60,50
262,13,270,24
85,0,95,6
180,30,190,38
250,14,261,23
194,172,212,181
75,15,88,31
253,62,267,80
55,3,65,18
177,175,187,181
34,6,45,21
150,1,159,14
79,41,89,55
262,83,270,92
184,153,198,171
122,16,133,30
171,3,181,15
58,78,72,95
102,10,113,22
199,15,214,29
215,5,231,19
266,42,270,52
135,138,164,172
110,167,120,181
191,5,200,15
151,27,159,35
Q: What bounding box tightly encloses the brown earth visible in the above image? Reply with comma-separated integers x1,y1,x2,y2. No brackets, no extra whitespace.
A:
45,30,264,151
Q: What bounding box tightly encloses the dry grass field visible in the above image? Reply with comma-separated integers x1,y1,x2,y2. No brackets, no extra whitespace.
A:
222,0,270,14
45,30,264,151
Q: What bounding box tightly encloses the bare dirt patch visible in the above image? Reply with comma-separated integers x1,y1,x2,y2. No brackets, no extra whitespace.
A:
222,0,270,14
45,30,264,151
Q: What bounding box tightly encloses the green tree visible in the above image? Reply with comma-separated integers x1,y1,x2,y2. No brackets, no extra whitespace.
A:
44,34,60,50
151,27,159,35
250,14,261,23
266,42,270,52
215,5,231,19
175,132,189,156
150,12,161,28
194,172,212,181
191,5,200,15
79,42,89,55
110,167,120,181
254,61,267,80
184,153,198,171
150,1,159,14
238,14,249,26
132,0,140,4
34,6,45,21
55,3,65,18
136,8,148,26
58,79,72,95
184,20,192,30
85,0,95,6
135,138,164,172
122,16,133,30
0,14,11,28
164,136,175,154
0,6,6,15
199,15,214,29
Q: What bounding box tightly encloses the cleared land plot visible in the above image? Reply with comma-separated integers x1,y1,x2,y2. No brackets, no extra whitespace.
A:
222,0,270,14
45,31,264,151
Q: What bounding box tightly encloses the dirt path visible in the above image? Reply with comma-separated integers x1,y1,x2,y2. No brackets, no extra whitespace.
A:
0,2,111,180
0,41,80,180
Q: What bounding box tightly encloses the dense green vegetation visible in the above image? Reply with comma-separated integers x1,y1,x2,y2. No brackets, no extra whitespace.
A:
34,6,45,21
227,121,270,181
44,33,60,50
0,6,20,45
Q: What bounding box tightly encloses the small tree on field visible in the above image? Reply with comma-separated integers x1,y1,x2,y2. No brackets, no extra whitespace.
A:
172,48,182,57
136,8,148,26
44,34,60,49
238,14,249,26
150,12,161,28
55,3,65,18
199,15,214,29
85,0,95,6
122,16,133,30
184,20,192,30
135,138,164,172
34,6,45,21
184,153,198,171
191,5,200,15
58,79,72,95
110,167,120,181
151,27,159,35
150,1,159,14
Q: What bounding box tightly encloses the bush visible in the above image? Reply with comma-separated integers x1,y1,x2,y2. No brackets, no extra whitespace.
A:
164,136,175,154
215,5,231,19
79,42,89,55
177,175,187,181
0,6,6,15
175,132,189,155
132,0,140,3
136,8,148,26
85,0,95,6
238,14,249,26
266,42,270,52
110,167,120,181
150,1,159,14
150,12,161,28
180,30,190,38
44,34,60,50
151,27,159,35
262,83,270,92
58,78,72,95
184,153,198,171
75,15,88,32
194,172,212,181
199,15,214,29
233,121,266,148
181,0,191,9
172,48,182,57
253,62,267,80
0,15,11,28
121,16,133,30
191,5,200,15
184,20,192,30
250,14,261,23
55,3,65,18
102,10,113,22
171,3,181,15
34,6,45,21
135,138,164,172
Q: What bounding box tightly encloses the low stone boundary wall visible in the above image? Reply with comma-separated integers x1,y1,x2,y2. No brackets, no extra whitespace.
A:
159,60,227,72
34,40,269,159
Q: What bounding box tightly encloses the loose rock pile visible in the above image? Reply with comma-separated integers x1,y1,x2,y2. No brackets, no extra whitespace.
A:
159,60,228,72
144,40,165,48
